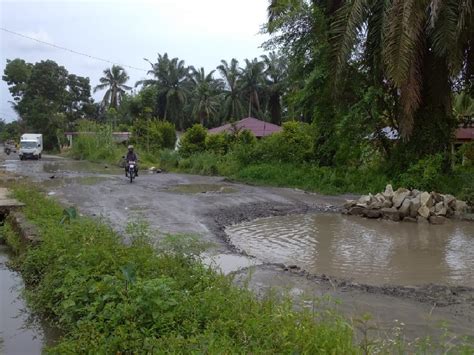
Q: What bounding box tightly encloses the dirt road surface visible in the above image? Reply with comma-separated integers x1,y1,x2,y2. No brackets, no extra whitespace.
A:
1,152,473,343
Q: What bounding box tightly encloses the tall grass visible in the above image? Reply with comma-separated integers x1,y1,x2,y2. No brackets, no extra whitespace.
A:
69,121,161,168
69,121,123,163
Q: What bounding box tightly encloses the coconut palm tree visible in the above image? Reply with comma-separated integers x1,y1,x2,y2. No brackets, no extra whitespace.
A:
217,59,245,121
189,67,222,126
240,58,265,118
261,52,287,124
329,0,474,142
136,53,191,129
94,65,131,109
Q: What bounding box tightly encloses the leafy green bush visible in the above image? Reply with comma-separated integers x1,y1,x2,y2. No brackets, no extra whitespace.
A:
398,154,444,191
132,119,177,152
157,120,177,149
10,185,358,353
179,124,207,157
233,121,313,165
235,128,257,145
205,133,230,155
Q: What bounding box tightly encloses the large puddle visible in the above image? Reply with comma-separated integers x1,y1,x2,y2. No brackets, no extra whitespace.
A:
0,245,55,354
226,213,474,287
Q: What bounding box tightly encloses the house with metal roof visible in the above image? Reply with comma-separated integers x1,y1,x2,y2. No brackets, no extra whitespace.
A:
208,117,282,138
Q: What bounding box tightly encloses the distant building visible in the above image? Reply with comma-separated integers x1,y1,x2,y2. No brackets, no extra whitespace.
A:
453,126,474,165
208,117,282,138
455,127,474,143
64,131,131,147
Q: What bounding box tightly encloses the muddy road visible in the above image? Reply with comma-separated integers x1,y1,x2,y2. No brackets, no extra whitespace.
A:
1,152,473,342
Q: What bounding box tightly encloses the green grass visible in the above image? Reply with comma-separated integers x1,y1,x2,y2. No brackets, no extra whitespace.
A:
9,185,358,353
159,150,388,195
232,163,388,195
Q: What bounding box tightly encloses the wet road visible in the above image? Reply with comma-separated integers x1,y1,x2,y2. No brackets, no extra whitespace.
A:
0,153,345,265
1,152,473,342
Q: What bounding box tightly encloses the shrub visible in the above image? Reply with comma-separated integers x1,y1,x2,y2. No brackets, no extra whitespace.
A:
179,124,207,157
235,129,257,145
132,119,176,152
234,121,313,165
398,154,444,191
156,120,177,149
205,133,230,155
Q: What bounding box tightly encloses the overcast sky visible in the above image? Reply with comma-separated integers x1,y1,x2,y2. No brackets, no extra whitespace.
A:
0,0,269,122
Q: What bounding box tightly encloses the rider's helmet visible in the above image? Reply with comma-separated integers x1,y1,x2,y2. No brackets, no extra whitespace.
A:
128,145,134,152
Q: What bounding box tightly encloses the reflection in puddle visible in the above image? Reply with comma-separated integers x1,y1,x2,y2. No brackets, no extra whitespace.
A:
226,214,474,286
0,245,50,354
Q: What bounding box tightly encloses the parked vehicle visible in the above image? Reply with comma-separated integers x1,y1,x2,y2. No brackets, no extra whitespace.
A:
19,134,43,160
4,140,17,155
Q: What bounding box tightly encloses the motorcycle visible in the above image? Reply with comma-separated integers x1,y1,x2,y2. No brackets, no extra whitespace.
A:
127,161,137,183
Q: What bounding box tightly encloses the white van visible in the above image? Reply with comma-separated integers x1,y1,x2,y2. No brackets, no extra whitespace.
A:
19,134,43,160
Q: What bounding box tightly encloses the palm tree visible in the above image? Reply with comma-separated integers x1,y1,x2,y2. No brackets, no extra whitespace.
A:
136,53,190,129
454,92,474,126
94,65,131,109
189,67,222,126
217,59,245,121
329,0,474,143
240,58,265,118
261,52,287,124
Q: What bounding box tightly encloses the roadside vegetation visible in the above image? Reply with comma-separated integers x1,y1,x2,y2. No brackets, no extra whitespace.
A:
165,123,474,200
2,185,473,353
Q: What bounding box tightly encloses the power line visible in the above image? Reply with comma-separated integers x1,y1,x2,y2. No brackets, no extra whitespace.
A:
0,27,149,72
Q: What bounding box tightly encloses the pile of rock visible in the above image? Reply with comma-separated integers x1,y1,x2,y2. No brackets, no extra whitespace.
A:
344,185,469,224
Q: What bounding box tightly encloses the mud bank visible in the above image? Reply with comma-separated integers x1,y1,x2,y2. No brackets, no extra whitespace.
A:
232,264,474,341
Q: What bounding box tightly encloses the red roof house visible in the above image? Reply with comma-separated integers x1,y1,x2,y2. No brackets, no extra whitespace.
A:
455,127,474,142
208,117,282,138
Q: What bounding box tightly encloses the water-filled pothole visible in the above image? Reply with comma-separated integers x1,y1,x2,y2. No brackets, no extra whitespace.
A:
226,213,474,287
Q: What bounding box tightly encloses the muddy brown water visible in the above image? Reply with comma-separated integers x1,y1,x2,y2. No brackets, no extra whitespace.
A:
0,245,57,354
226,213,474,287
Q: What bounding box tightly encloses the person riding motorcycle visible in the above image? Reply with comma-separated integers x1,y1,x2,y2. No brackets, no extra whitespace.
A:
125,145,138,177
